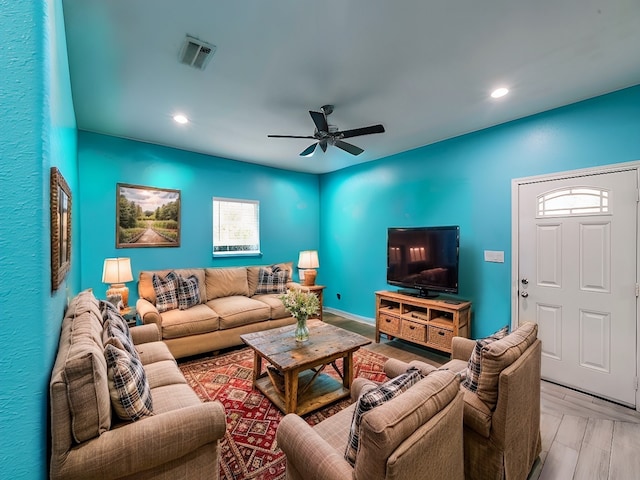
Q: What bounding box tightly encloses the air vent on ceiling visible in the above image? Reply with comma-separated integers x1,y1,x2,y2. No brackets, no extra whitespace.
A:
179,35,216,70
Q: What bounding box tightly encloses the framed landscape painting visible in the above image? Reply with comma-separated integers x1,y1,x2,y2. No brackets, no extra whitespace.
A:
116,183,181,248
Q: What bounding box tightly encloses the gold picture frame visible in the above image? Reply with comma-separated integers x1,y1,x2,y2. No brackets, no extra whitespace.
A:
116,183,181,248
50,167,71,291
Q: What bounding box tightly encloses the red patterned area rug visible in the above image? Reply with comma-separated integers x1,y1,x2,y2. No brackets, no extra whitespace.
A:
179,346,389,480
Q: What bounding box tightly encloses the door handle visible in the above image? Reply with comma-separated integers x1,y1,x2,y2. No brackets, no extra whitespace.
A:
521,291,529,298
521,277,529,285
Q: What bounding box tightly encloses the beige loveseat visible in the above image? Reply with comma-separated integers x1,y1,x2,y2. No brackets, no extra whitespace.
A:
136,263,300,359
388,322,542,480
49,290,226,480
277,367,464,480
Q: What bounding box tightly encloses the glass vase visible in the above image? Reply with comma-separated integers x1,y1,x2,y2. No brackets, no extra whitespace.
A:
294,316,309,343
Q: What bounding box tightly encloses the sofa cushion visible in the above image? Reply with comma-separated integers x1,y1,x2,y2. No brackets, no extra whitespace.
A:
463,325,509,393
135,340,176,365
152,271,180,312
144,359,187,389
105,344,154,421
207,296,271,329
252,294,288,319
475,322,538,410
255,266,288,294
160,304,220,339
205,267,249,300
56,291,112,444
345,368,422,466
177,274,202,310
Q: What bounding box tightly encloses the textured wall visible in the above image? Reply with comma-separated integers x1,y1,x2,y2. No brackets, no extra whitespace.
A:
320,85,640,337
0,1,77,478
77,132,320,301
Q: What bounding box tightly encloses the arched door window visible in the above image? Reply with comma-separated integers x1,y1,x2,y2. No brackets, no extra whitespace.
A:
537,187,610,218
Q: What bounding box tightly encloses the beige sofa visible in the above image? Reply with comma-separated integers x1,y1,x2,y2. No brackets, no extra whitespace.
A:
387,322,542,480
49,290,226,480
136,262,301,359
277,367,464,480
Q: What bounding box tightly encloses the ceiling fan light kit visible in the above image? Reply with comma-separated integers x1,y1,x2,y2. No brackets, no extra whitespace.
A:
268,104,385,157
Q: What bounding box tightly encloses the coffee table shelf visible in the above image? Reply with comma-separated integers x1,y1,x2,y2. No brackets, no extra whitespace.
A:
241,320,371,415
255,369,349,416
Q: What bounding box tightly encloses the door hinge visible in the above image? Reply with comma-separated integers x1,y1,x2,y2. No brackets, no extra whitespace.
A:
635,377,639,391
636,284,639,297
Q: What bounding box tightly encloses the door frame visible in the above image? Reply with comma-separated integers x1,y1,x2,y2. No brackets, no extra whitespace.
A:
511,160,640,410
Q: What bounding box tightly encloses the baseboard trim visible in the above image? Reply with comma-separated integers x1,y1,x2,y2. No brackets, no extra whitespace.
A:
323,307,375,326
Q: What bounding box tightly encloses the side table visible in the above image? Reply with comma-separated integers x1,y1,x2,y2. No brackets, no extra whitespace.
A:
120,307,138,327
304,285,325,321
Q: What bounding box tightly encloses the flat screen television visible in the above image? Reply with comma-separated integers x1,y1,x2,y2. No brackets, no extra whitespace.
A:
387,226,460,298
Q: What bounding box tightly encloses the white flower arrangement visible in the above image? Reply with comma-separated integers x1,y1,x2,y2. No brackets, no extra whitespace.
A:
280,289,320,320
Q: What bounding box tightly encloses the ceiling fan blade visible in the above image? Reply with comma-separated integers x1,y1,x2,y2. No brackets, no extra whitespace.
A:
268,134,315,139
319,140,328,152
299,143,317,157
309,110,329,133
339,124,385,139
334,140,364,156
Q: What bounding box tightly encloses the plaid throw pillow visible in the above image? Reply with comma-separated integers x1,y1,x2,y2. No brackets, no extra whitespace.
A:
152,271,179,312
177,274,201,310
344,368,422,467
462,325,509,393
104,319,139,360
255,266,288,294
105,344,153,421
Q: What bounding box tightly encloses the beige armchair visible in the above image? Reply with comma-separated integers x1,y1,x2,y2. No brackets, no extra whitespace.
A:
276,368,464,480
395,322,541,480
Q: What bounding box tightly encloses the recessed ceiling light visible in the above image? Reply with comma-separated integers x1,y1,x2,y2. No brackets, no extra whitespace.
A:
491,87,509,99
173,114,189,124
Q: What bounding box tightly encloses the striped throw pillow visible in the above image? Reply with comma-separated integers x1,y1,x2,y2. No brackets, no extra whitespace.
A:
255,266,288,294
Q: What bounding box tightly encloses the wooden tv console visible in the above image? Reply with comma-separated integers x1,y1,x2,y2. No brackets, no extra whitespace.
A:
375,290,471,354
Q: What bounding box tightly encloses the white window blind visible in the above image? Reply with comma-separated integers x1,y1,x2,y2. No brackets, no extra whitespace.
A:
212,197,261,256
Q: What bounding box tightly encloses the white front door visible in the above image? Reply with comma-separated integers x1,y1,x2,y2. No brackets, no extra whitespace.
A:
517,168,638,406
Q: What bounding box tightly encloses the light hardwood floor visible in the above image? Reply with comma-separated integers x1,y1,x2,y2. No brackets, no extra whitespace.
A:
324,312,640,480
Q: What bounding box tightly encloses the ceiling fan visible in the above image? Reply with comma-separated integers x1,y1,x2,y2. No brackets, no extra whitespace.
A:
268,105,385,157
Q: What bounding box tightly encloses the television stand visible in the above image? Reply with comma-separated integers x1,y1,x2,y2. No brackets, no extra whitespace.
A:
375,290,471,354
397,288,440,299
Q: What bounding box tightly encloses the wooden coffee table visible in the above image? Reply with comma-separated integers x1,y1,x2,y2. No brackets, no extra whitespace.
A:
240,319,371,415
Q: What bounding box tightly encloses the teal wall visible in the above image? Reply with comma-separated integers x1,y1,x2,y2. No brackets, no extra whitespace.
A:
320,85,640,338
0,1,78,479
77,132,320,301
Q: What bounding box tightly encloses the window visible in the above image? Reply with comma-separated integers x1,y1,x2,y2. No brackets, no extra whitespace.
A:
212,197,261,256
537,187,610,218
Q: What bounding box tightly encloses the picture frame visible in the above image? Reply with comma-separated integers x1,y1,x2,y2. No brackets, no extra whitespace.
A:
116,183,181,248
50,167,72,291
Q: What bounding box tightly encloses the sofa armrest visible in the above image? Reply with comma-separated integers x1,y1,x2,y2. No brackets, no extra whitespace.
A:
129,323,161,344
53,401,226,480
136,298,162,328
451,336,475,361
351,377,380,402
286,282,304,291
277,414,354,480
384,358,437,378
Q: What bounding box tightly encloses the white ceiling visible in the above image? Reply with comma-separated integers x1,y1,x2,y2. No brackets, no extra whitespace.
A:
62,0,640,174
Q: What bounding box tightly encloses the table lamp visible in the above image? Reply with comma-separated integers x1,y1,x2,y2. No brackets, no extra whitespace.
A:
298,250,319,286
102,257,133,310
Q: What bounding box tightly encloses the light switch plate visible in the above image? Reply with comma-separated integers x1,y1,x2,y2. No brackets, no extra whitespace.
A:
484,250,505,263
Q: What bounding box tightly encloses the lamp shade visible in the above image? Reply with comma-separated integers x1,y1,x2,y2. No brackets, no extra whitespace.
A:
298,250,319,269
102,258,133,284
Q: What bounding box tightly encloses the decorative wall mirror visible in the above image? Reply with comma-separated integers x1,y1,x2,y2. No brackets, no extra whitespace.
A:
50,167,71,290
